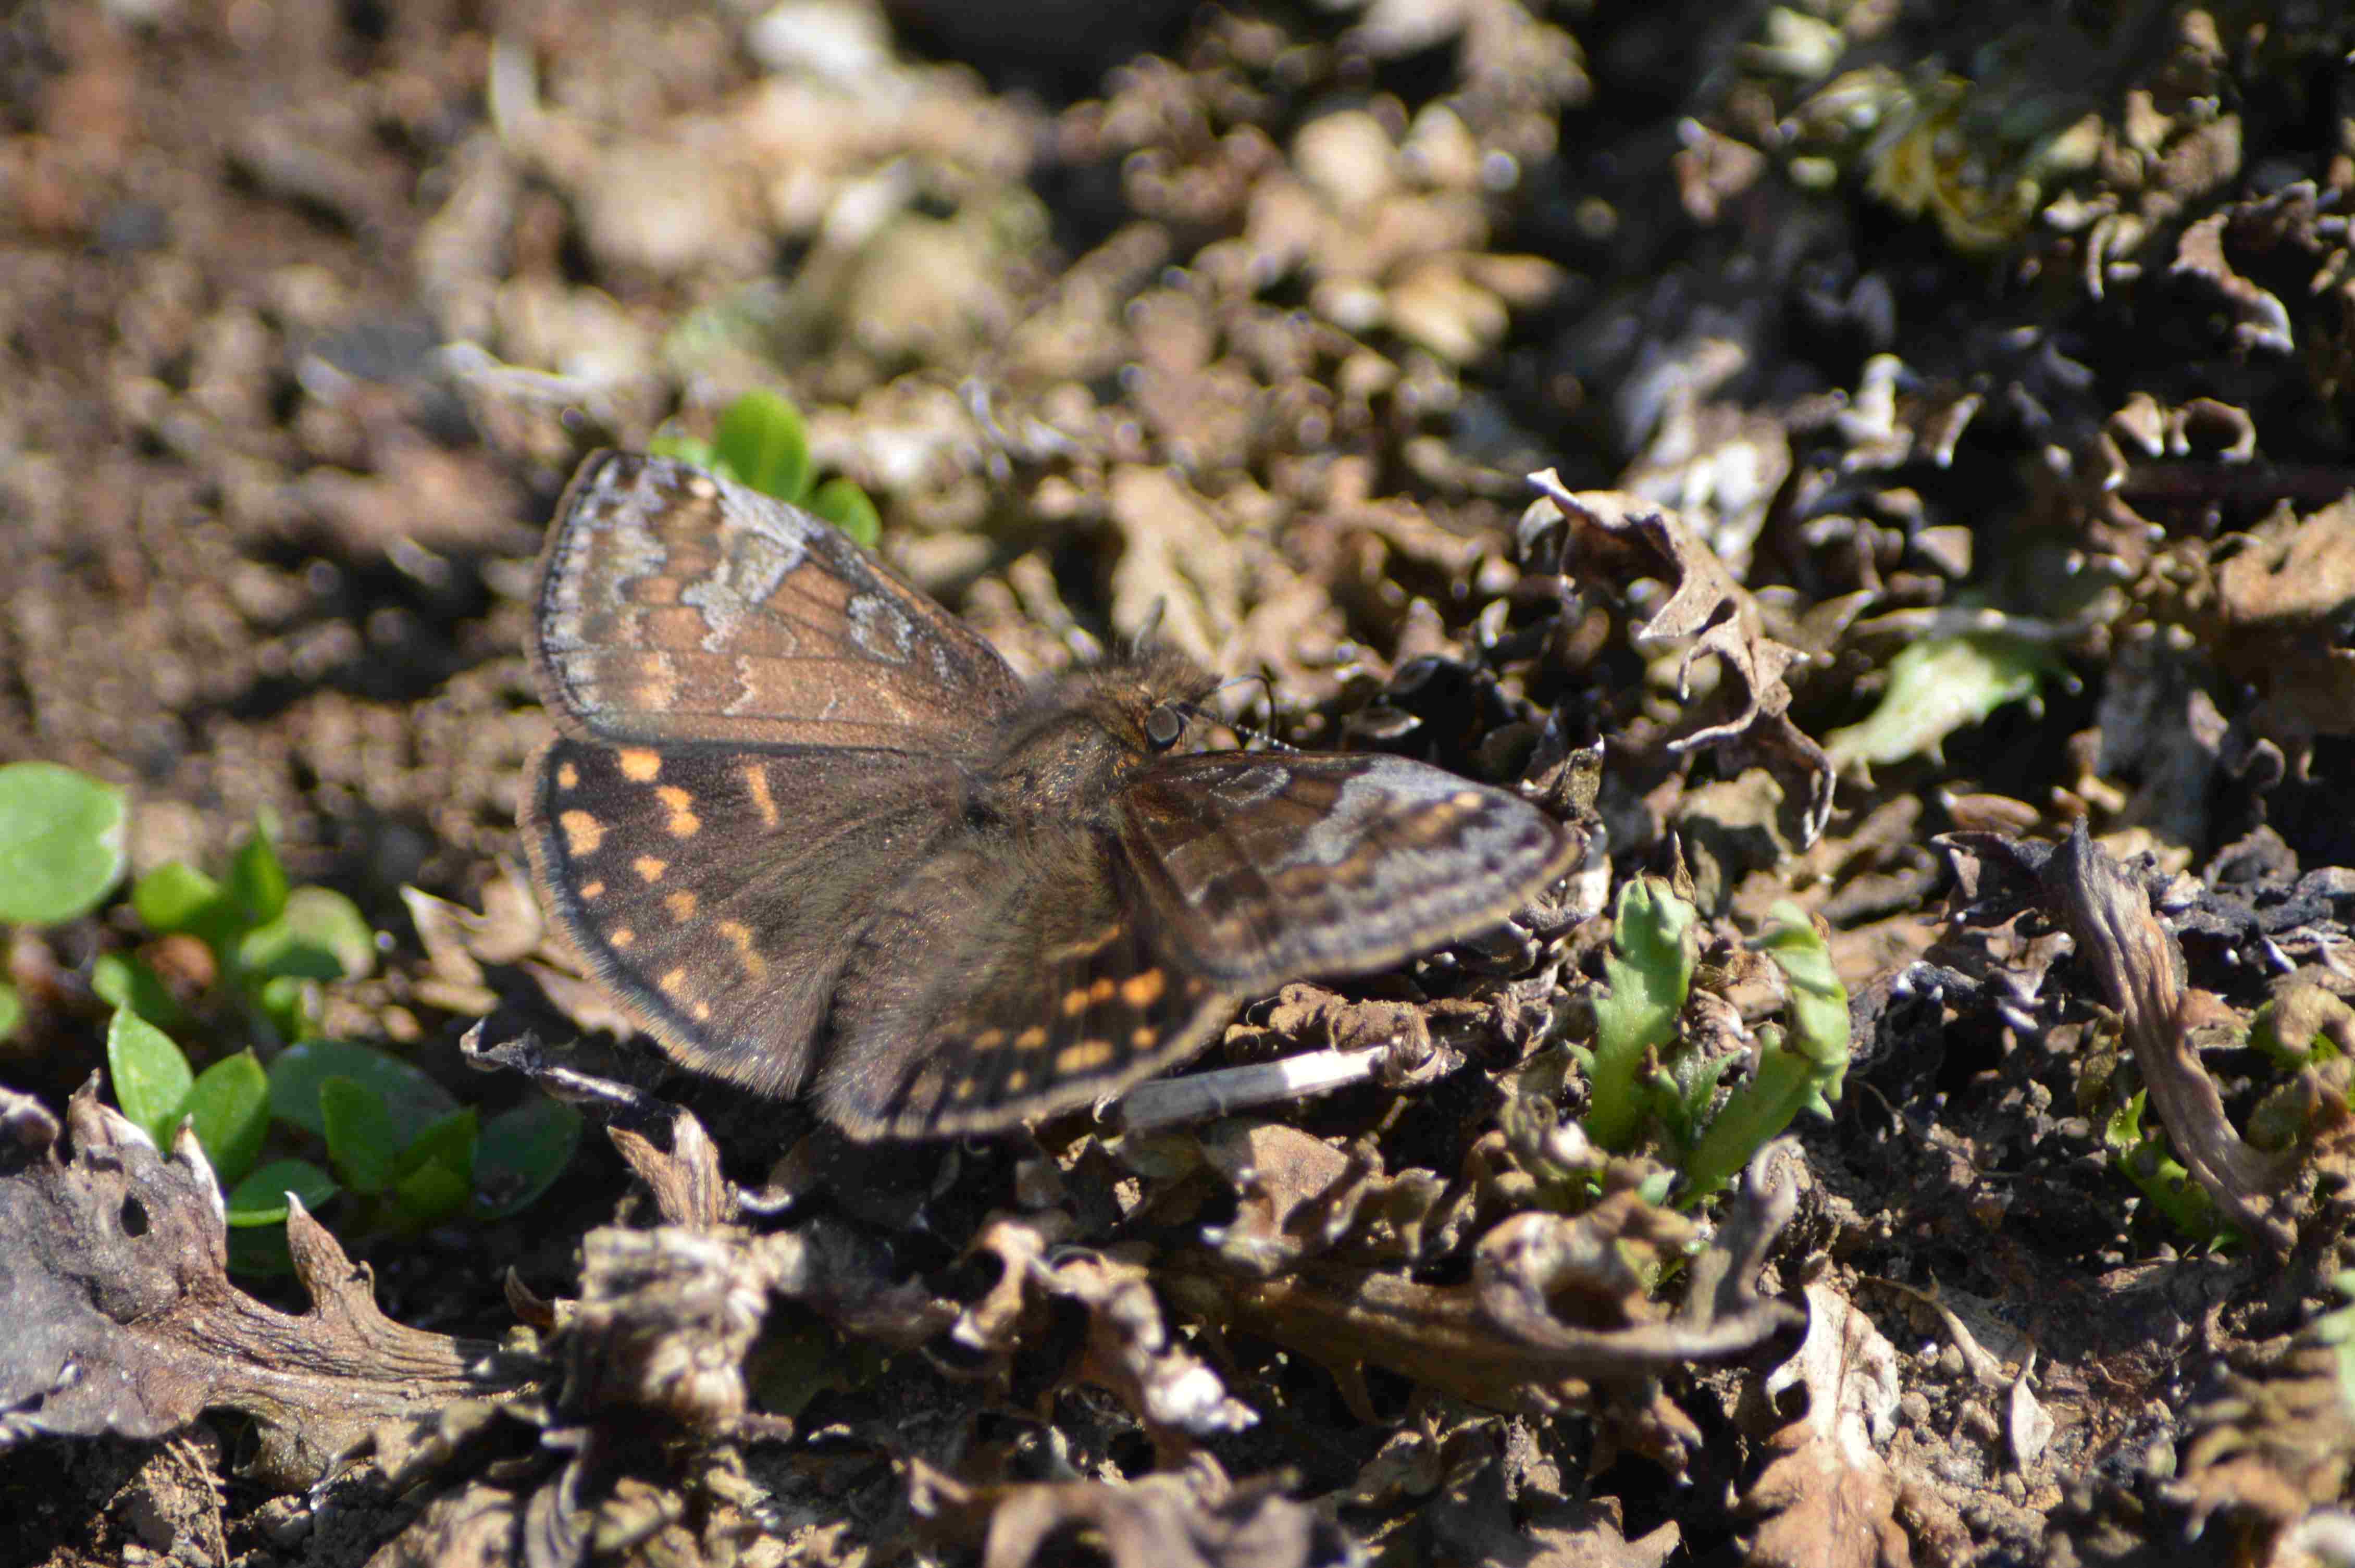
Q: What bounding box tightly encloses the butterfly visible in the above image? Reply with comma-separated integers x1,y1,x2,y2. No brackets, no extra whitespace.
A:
520,451,1579,1138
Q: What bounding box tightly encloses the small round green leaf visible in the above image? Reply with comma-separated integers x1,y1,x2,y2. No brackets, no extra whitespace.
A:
132,861,230,939
93,952,188,1030
255,974,319,1042
809,477,882,547
391,1158,472,1228
238,886,377,984
226,1158,340,1227
396,1106,478,1187
227,823,289,926
0,982,19,1042
647,431,716,469
0,762,127,925
106,1008,193,1145
320,1075,400,1194
711,388,812,503
185,1050,270,1184
474,1096,584,1217
270,1040,459,1148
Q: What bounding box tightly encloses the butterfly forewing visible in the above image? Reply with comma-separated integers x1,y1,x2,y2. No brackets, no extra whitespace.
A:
532,452,1025,752
816,832,1233,1137
524,737,963,1097
1117,753,1578,990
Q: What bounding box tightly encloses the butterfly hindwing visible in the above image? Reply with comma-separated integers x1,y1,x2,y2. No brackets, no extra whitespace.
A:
531,451,1026,753
523,736,963,1097
1115,752,1577,990
815,831,1232,1137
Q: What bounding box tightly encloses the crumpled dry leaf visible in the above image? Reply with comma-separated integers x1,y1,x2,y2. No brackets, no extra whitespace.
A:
0,1079,525,1489
1193,1118,1456,1276
909,1451,1350,1568
408,868,641,1042
1528,476,1836,845
2172,207,2295,355
1737,1283,1910,1568
1107,462,1246,666
1170,1142,1806,1470
2168,1274,2355,1560
2206,494,2355,777
1420,1422,1681,1568
949,1213,1255,1445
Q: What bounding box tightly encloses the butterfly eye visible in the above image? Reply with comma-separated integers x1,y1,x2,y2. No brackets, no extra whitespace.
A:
1145,703,1187,751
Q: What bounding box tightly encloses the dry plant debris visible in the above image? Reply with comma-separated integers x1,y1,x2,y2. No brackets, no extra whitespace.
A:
9,0,2355,1563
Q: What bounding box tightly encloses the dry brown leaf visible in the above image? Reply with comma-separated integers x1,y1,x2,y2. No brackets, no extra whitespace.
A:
1738,1283,1910,1568
909,1451,1343,1568
0,1080,524,1489
1528,477,1836,844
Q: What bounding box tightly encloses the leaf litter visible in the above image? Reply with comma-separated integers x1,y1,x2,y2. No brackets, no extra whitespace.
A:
8,1,2355,1565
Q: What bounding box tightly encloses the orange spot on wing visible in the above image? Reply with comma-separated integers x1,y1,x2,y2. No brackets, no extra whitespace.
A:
655,785,702,838
559,810,604,856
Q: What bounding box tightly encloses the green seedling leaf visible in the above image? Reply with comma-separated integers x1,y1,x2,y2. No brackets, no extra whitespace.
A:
809,477,882,547
0,762,128,924
647,431,716,468
711,388,812,502
2104,1089,2235,1247
391,1158,472,1228
185,1050,270,1184
107,1008,193,1146
255,974,319,1042
226,1158,339,1227
1825,632,2050,774
2250,985,2355,1069
238,886,377,983
1585,878,1694,1152
320,1075,401,1195
0,982,19,1041
397,1106,478,1186
270,1039,460,1148
475,1096,584,1217
1681,904,1852,1205
1759,903,1853,1083
132,861,235,945
92,952,188,1030
226,822,289,927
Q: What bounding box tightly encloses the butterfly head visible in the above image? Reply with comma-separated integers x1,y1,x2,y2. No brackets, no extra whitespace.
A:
971,648,1217,820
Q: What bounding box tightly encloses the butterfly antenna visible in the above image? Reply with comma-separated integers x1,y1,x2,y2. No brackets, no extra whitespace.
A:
1208,671,1293,752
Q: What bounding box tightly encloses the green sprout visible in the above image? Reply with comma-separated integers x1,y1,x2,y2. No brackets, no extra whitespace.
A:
650,387,884,545
109,1017,581,1272
1680,903,1852,1203
2104,1087,2233,1248
0,760,581,1272
1576,880,1852,1205
125,815,375,1044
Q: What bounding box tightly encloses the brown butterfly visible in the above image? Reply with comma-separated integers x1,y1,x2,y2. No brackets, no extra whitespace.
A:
521,452,1578,1138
